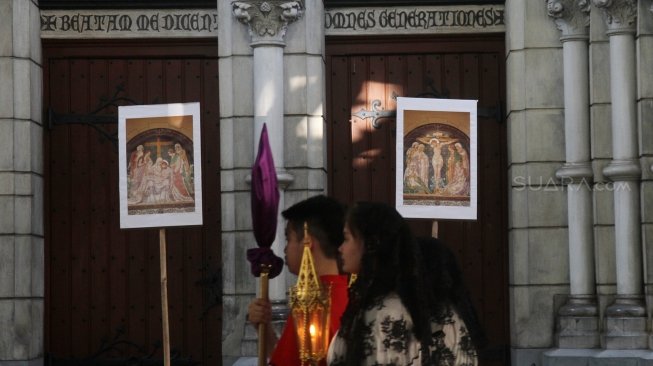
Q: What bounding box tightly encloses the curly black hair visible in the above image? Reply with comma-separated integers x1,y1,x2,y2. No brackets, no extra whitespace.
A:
417,236,487,352
337,202,434,365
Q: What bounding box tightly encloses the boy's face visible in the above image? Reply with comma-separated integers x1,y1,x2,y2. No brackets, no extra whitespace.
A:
284,222,303,275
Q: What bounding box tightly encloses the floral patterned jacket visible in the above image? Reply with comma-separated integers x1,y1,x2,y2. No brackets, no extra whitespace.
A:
327,293,477,366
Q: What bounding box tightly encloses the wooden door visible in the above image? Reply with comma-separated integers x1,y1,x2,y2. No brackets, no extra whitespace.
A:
326,35,509,365
43,39,221,365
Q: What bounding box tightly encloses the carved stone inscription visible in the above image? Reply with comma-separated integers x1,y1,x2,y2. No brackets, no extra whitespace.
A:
325,5,505,35
41,9,218,38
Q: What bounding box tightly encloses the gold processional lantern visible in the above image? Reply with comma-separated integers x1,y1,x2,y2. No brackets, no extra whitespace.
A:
289,223,332,366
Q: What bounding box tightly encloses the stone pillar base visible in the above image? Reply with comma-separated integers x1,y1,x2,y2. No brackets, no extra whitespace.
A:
602,327,648,349
241,300,289,356
271,299,290,320
241,318,288,356
602,297,648,349
556,297,600,348
543,349,653,366
557,316,600,348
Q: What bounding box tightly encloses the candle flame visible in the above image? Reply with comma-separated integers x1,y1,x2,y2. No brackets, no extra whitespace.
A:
309,324,316,336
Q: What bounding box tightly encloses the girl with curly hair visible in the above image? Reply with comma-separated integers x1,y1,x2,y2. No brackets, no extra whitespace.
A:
327,202,481,366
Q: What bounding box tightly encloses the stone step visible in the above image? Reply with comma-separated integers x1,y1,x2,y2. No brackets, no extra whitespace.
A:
543,349,653,366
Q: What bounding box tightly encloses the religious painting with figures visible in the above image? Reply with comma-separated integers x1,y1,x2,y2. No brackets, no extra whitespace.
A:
118,102,203,228
396,97,477,220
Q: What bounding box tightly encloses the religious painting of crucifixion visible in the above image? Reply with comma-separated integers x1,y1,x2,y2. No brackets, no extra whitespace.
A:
395,97,477,220
118,102,203,228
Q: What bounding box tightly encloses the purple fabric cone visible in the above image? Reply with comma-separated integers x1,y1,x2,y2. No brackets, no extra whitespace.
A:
246,247,283,278
248,124,283,278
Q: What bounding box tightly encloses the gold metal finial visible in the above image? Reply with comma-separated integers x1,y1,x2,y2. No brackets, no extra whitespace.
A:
303,222,310,247
289,221,331,365
348,273,358,288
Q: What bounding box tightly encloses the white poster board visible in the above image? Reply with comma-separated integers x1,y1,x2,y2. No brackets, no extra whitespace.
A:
118,102,203,228
395,97,477,220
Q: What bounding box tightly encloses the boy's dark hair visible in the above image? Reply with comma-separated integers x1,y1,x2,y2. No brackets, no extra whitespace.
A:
281,195,345,259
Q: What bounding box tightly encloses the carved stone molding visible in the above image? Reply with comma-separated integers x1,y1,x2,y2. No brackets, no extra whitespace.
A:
232,0,304,46
245,169,295,189
592,0,636,34
602,159,641,181
559,295,598,317
606,295,646,317
556,162,593,184
546,0,590,40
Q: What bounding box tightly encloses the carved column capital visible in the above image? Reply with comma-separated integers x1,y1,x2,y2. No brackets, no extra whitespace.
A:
546,0,591,40
591,0,636,35
232,1,304,46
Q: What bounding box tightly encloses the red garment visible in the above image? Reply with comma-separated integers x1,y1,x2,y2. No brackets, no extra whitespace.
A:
269,275,349,366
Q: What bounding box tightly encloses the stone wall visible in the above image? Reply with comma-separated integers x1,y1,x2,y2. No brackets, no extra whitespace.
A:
510,0,653,364
0,0,44,365
640,0,653,320
506,1,568,364
218,1,256,356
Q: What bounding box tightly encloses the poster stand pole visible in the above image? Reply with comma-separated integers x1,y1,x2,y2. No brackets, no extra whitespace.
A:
159,228,171,366
431,220,439,238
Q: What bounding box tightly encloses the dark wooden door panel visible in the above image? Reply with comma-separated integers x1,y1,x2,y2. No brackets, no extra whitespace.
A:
326,35,509,366
43,39,221,365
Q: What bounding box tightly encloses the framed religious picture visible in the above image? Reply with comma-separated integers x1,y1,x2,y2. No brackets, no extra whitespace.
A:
395,97,477,220
118,102,203,228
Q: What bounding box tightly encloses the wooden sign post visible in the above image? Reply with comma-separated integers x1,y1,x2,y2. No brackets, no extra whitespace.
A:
159,228,171,366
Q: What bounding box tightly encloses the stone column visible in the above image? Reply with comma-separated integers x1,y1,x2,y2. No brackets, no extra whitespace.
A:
592,0,646,349
233,0,302,315
0,0,44,365
228,1,304,360
547,0,599,348
233,0,304,317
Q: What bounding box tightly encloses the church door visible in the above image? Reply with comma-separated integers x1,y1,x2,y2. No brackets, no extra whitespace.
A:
43,39,222,365
326,35,509,366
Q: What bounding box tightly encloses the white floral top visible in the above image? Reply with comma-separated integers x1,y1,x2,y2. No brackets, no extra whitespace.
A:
327,293,477,366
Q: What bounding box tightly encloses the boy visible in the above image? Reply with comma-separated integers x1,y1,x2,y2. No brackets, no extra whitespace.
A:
247,195,348,366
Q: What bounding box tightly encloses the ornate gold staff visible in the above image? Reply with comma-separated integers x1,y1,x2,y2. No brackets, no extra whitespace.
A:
289,223,331,366
257,264,271,366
